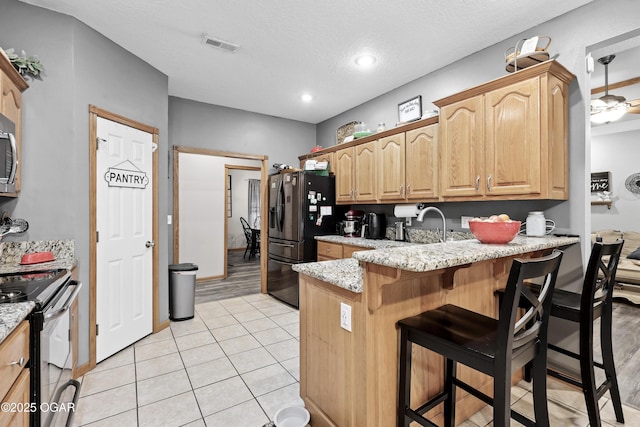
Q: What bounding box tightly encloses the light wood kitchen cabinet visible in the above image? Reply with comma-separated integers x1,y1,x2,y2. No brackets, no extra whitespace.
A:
436,60,573,201
0,321,30,427
377,133,405,201
0,54,28,197
317,241,368,261
378,124,439,202
335,141,377,204
438,95,484,198
317,241,343,261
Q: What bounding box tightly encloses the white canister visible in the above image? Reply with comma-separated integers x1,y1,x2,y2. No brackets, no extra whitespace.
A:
526,211,555,237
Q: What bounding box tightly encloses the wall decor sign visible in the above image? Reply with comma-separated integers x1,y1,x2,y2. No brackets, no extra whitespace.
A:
590,171,610,193
104,160,149,189
625,172,640,194
398,95,422,123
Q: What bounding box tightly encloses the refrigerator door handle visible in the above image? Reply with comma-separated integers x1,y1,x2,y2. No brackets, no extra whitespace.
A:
276,179,285,232
270,259,294,266
272,242,295,248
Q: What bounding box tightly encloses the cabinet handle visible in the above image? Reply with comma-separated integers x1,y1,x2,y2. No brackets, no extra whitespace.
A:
399,185,403,196
9,356,26,368
406,184,411,195
475,175,480,191
487,175,491,192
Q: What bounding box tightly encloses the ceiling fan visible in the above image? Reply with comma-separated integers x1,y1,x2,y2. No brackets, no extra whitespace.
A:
590,54,640,124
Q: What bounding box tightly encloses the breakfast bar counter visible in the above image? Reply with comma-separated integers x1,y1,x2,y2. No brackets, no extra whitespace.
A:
293,235,579,427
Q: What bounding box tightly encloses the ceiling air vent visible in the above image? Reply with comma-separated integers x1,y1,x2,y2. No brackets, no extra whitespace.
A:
202,35,240,53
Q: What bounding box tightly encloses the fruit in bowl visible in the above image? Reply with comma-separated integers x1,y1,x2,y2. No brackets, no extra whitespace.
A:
468,214,521,244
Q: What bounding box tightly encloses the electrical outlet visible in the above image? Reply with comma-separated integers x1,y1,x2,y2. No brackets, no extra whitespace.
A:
167,215,172,225
461,216,473,229
340,302,352,332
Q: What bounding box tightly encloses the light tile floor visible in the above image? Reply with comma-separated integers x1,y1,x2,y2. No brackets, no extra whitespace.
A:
71,293,640,427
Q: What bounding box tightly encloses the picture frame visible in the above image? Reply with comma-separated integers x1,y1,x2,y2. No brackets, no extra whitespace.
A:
398,95,422,123
590,171,610,193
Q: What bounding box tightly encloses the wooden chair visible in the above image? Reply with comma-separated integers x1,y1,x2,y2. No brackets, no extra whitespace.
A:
397,250,563,427
240,217,258,259
544,240,625,426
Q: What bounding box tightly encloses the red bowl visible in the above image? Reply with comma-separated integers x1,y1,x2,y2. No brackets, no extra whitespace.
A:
469,220,521,244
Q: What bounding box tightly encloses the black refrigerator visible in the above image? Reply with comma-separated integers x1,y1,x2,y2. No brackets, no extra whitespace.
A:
267,171,338,308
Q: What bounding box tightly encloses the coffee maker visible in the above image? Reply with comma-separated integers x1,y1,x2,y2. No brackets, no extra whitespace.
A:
343,210,364,237
364,213,386,239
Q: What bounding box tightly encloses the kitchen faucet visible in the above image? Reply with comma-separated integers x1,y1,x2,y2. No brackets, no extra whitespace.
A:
417,206,446,242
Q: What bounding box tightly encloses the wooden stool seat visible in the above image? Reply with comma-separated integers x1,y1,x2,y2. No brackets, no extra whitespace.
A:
397,251,563,427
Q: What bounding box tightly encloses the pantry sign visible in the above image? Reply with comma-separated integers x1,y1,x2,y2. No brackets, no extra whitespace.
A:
104,160,149,189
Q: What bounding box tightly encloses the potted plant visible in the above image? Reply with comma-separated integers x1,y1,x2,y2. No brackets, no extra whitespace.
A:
1,47,45,80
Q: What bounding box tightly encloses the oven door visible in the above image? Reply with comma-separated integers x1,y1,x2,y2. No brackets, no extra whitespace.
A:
40,280,81,427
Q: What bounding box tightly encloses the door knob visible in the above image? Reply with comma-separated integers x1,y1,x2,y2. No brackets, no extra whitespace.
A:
145,241,155,248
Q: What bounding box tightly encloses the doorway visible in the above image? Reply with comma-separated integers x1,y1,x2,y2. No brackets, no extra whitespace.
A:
173,146,268,293
589,41,640,232
89,106,160,368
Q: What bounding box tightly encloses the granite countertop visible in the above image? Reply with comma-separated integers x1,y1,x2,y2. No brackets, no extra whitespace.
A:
294,235,580,293
0,301,35,343
0,239,76,344
0,239,77,274
316,235,416,249
316,229,475,248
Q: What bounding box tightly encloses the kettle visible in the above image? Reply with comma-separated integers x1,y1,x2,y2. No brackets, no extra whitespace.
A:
364,213,386,240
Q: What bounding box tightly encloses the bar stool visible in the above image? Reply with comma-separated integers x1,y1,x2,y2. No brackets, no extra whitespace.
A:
397,250,563,427
544,240,625,426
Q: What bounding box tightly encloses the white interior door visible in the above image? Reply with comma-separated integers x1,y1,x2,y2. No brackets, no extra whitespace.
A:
96,117,153,362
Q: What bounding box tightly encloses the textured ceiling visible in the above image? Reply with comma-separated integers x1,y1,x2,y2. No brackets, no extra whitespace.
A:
19,0,594,124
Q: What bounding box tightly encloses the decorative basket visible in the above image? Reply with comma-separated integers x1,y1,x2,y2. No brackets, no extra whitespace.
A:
336,121,360,145
505,36,551,73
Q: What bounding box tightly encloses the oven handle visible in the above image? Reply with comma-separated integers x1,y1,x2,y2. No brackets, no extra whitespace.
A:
44,281,82,322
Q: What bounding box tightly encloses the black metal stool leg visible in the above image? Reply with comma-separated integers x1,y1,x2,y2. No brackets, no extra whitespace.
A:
493,363,510,427
443,358,456,427
531,344,550,427
398,327,412,427
601,306,625,423
580,318,602,427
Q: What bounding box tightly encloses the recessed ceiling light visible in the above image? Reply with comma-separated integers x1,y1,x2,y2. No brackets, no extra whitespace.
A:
355,54,377,67
301,93,313,103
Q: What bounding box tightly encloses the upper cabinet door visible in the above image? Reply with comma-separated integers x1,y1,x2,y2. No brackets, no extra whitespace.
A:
377,133,405,201
484,77,541,197
354,141,377,203
406,124,439,201
335,147,355,203
439,96,484,198
546,74,570,200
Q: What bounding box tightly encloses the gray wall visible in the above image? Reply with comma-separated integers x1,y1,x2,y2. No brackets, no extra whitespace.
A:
167,97,316,260
0,0,169,366
317,0,640,261
168,96,316,165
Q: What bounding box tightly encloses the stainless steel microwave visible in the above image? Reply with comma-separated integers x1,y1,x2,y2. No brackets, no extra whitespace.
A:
0,112,17,193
